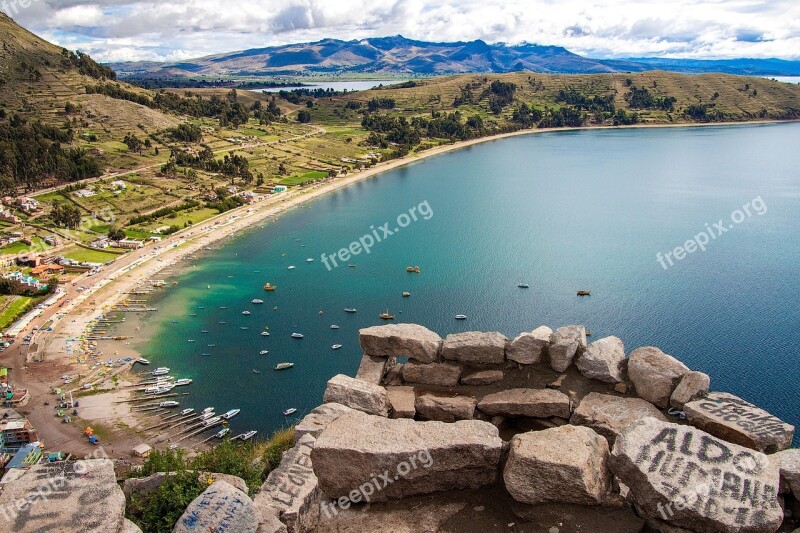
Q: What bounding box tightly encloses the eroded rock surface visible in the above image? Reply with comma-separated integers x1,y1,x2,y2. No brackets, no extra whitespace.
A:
570,392,667,445
576,335,626,383
627,347,689,408
440,331,508,367
175,480,256,533
477,388,572,419
322,374,389,417
549,325,587,372
359,324,442,363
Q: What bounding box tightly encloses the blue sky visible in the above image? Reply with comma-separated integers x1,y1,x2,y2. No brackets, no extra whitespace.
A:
6,0,800,62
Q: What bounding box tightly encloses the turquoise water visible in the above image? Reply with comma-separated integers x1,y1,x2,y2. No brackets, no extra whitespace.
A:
130,123,800,442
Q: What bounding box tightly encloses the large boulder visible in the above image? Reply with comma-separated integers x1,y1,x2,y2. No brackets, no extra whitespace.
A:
0,459,126,533
627,347,690,408
576,335,626,383
255,433,321,533
461,369,504,386
415,393,477,422
570,392,668,445
477,388,572,419
359,324,442,363
401,361,462,386
322,374,389,417
440,331,508,367
683,392,795,452
504,425,612,505
669,371,710,410
311,411,503,501
506,326,551,365
548,325,587,372
294,403,356,442
610,417,783,533
355,355,393,384
387,386,416,419
175,480,256,533
773,448,800,495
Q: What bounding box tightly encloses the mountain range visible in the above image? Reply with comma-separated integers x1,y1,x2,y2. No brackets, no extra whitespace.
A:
110,35,800,79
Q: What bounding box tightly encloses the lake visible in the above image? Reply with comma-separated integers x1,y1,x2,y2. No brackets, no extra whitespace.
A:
125,122,800,442
255,80,411,93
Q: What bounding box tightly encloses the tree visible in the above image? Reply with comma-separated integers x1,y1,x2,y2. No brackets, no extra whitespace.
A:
108,228,126,241
123,133,144,154
297,109,312,123
45,276,60,294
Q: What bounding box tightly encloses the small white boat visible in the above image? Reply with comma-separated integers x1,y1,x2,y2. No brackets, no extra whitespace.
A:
222,409,240,420
332,344,343,350
187,339,196,343
253,369,261,374
288,266,296,270
330,324,340,329
202,407,214,414
215,428,230,438
152,367,170,376
180,408,194,416
168,444,179,450
455,315,468,320
159,401,179,408
241,327,249,330
306,258,314,263
291,333,304,339
174,378,193,387
274,362,294,371
283,408,297,416
143,386,161,394
200,411,216,420
136,358,150,365
252,299,264,304
242,311,251,315
344,308,357,313
240,430,257,441
518,283,530,289
261,331,270,336
203,416,222,427
155,376,174,382
260,350,269,355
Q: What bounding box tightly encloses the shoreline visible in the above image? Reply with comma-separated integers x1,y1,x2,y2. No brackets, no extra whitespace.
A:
19,117,797,453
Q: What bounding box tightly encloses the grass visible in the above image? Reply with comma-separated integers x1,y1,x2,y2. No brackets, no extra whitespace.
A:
61,245,124,264
0,295,34,330
278,170,328,186
0,237,50,256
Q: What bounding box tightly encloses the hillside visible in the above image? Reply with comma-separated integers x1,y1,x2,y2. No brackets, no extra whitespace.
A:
110,35,800,79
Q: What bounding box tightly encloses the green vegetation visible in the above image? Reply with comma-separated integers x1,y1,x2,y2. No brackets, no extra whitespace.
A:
278,170,328,186
0,295,34,329
62,245,123,264
0,237,50,255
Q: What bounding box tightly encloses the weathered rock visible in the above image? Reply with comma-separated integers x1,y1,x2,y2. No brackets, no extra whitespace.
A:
547,374,567,390
175,480,256,533
294,403,356,442
683,392,795,452
123,471,170,499
255,433,321,533
570,392,668,445
669,371,710,410
614,382,629,394
440,331,508,367
383,363,404,386
576,335,626,383
773,448,800,496
311,411,503,500
198,472,249,495
255,503,288,533
359,323,442,363
354,355,393,384
122,519,143,533
322,374,389,417
627,347,690,408
0,459,126,533
504,425,612,505
477,388,572,419
548,325,587,372
506,326,551,365
401,361,462,386
460,369,504,386
610,417,783,533
387,386,416,418
415,393,477,422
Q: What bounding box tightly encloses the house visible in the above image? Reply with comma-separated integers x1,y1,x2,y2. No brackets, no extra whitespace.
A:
0,418,39,453
239,191,257,204
132,443,152,458
4,443,42,470
44,235,60,246
272,185,288,194
147,236,162,242
16,198,39,214
110,180,127,190
91,238,110,249
115,239,144,249
73,189,96,198
31,264,63,276
227,185,239,195
0,211,20,224
16,255,41,268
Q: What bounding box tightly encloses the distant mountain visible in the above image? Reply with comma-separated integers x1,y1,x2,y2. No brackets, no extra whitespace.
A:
109,35,800,79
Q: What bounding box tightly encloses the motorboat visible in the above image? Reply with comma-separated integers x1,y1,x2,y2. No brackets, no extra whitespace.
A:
152,367,170,376
291,333,304,339
518,283,530,289
174,378,193,387
264,283,276,291
215,428,230,438
203,416,222,427
331,344,342,350
242,311,251,315
344,308,357,313
261,331,270,336
240,430,257,441
159,401,179,408
252,299,264,304
306,258,314,263
283,408,297,416
287,266,296,270
136,358,150,365
577,290,591,296
402,292,411,297
379,312,395,320
406,266,421,273
180,408,194,416
455,315,468,320
274,362,294,371
202,407,214,415
260,350,269,355
253,369,261,374
222,409,240,420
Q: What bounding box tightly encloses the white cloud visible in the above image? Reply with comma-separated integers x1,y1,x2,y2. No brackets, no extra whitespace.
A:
8,0,800,62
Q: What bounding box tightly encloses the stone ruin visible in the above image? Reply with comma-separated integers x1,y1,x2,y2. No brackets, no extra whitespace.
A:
1,323,797,532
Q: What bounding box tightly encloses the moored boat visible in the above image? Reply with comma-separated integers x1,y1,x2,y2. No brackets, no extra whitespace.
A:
252,299,264,304
152,367,170,376
215,428,230,438
159,401,179,408
222,409,240,420
283,408,297,416
274,362,294,371
180,408,194,416
344,308,357,313
136,358,150,365
174,378,193,387
577,290,591,296
406,266,421,273
240,430,257,441
332,344,342,350
291,333,304,339
455,315,468,320
264,283,276,291
203,416,222,426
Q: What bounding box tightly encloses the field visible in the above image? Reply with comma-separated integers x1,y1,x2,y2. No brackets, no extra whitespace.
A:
0,295,34,330
0,237,50,255
61,246,124,264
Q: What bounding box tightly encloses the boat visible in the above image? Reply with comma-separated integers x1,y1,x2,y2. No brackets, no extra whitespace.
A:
348,264,356,268
152,367,170,376
187,339,196,343
283,408,297,416
274,362,294,371
344,308,357,313
201,330,209,333
260,350,269,355
577,290,591,296
218,321,226,325
159,401,179,408
208,344,216,347
261,331,270,336
215,428,230,438
189,313,197,317
291,333,304,339
330,324,340,329
222,409,240,420
220,306,228,309
203,416,222,427
306,258,314,263
240,430,257,441
242,311,251,315
406,266,421,273
332,344,343,350
202,407,214,415
252,299,264,304
174,378,193,387
253,369,261,374
264,283,276,291
201,353,211,356
180,408,194,416
136,358,150,365
455,315,468,320
379,311,395,320
518,283,530,289
287,266,296,270
240,327,249,330
402,292,411,297
143,386,162,394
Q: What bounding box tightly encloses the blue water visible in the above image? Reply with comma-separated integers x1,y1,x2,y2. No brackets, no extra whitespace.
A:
256,80,411,93
129,123,800,442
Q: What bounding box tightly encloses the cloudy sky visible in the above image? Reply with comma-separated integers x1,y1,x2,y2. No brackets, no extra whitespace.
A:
6,0,800,63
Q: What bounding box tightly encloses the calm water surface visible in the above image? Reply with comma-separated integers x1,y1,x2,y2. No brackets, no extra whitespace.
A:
125,123,800,442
